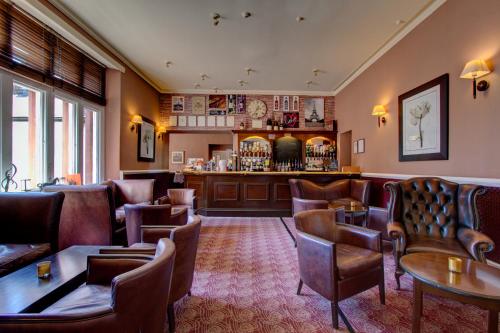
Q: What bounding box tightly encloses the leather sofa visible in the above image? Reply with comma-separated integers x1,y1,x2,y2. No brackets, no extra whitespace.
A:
158,188,196,214
294,209,384,329
0,238,176,333
0,192,64,277
289,178,371,215
385,177,495,289
43,185,115,250
124,203,188,246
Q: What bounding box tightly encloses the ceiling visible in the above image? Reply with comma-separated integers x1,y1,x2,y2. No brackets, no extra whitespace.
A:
53,0,437,95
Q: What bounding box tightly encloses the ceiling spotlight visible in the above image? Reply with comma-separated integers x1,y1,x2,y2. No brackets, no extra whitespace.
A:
165,61,173,68
238,80,248,87
312,68,321,76
213,87,220,93
194,83,201,89
296,16,305,22
395,19,406,25
241,11,251,18
306,80,313,87
245,67,254,75
212,13,221,26
200,73,208,80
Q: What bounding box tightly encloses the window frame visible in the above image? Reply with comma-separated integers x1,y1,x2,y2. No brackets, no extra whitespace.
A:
0,68,104,188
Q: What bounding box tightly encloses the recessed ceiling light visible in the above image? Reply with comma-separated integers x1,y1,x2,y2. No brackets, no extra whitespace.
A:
241,11,251,18
213,87,220,93
296,16,305,22
306,80,314,87
312,68,321,76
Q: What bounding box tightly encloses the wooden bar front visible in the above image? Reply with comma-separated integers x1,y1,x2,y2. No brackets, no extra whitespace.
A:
184,171,360,217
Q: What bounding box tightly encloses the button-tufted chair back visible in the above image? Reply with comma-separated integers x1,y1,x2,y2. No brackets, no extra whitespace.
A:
400,178,458,239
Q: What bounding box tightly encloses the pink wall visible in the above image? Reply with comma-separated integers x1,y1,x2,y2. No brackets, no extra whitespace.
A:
335,0,500,178
104,69,122,179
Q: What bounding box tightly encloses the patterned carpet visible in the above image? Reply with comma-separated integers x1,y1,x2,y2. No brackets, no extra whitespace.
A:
173,217,493,332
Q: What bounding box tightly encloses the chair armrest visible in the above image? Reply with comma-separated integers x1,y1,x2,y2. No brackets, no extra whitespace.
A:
457,228,495,262
335,224,382,252
156,195,171,205
141,225,175,244
296,230,336,299
387,221,407,251
170,207,189,225
292,197,329,215
99,247,156,255
86,254,152,285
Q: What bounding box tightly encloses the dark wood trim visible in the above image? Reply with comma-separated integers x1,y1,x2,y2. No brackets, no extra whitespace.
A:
243,183,269,201
398,73,449,162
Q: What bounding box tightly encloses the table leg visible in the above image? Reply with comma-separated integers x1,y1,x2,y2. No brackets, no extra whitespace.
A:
362,212,368,228
412,278,423,333
488,310,498,333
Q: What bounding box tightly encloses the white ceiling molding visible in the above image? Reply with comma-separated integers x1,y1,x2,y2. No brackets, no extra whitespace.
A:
12,0,125,73
332,0,446,95
164,88,335,97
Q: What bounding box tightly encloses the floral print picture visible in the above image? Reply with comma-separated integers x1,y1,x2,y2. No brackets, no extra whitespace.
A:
399,74,449,161
138,117,156,162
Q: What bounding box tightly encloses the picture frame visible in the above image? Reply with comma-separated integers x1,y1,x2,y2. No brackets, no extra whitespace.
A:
283,96,290,112
236,95,246,114
171,151,184,164
172,96,184,113
358,139,365,153
273,96,280,111
191,96,206,115
283,112,299,128
178,115,187,127
353,140,358,154
292,96,299,111
137,116,156,162
227,94,236,114
304,97,325,127
208,95,227,114
399,73,449,161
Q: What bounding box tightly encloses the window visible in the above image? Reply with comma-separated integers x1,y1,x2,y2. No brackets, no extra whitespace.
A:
83,107,101,184
11,83,44,189
53,97,76,180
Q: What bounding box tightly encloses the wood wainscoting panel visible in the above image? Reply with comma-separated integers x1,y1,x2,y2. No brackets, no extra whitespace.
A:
244,183,269,201
274,183,291,201
214,182,239,201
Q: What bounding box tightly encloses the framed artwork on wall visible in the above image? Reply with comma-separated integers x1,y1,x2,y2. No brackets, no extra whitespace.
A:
227,94,236,114
399,73,449,161
208,95,227,114
292,96,299,111
237,95,246,114
353,140,358,154
283,96,290,112
283,112,299,128
178,116,187,127
358,139,365,153
171,151,184,164
137,116,156,162
273,96,280,111
191,96,205,115
304,98,324,127
172,96,184,112
169,115,177,127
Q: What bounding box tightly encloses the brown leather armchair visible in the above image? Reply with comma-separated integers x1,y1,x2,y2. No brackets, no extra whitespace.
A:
158,188,196,214
385,177,495,289
294,209,384,329
43,185,115,250
289,179,371,215
108,216,202,333
124,203,188,246
0,192,64,277
0,238,176,333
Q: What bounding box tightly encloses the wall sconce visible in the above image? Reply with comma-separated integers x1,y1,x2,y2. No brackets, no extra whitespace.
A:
130,115,143,132
372,105,387,127
157,125,167,140
460,59,491,99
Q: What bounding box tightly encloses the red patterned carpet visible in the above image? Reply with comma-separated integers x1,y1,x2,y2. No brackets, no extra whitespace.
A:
173,217,493,332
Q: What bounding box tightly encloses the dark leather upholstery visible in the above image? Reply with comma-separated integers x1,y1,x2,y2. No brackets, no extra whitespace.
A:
385,177,495,289
289,179,371,215
43,185,115,250
294,209,384,329
0,239,176,333
367,206,389,241
0,192,64,277
158,188,196,214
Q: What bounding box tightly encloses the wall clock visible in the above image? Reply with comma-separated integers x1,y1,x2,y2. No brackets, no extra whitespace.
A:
247,99,267,119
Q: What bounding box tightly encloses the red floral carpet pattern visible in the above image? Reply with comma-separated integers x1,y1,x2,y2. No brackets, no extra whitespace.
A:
174,217,493,332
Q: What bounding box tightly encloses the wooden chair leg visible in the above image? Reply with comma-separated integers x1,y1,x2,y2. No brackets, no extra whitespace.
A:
394,250,404,290
296,279,303,295
187,290,192,297
379,269,386,305
330,301,339,329
167,303,175,333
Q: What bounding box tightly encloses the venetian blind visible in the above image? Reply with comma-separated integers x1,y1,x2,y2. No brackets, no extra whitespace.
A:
0,2,105,105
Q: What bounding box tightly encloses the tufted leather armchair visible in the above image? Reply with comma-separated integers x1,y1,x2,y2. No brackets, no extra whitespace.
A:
289,179,371,215
0,238,176,333
294,209,384,329
385,177,494,289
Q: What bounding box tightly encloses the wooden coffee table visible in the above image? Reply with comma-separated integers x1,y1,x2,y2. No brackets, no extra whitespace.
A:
400,252,500,333
329,203,368,227
0,245,115,313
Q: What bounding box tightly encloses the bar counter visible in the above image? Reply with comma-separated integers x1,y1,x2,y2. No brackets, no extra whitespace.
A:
183,170,360,217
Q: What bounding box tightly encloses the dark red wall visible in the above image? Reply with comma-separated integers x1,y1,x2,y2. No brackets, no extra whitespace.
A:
363,176,500,263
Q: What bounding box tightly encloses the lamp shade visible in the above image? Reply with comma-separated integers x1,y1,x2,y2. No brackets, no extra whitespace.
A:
157,125,167,133
460,59,490,79
131,115,143,124
372,105,386,116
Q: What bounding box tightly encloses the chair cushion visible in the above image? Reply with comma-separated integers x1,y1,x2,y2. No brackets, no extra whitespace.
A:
42,284,111,314
406,236,471,258
0,243,51,277
336,243,383,280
